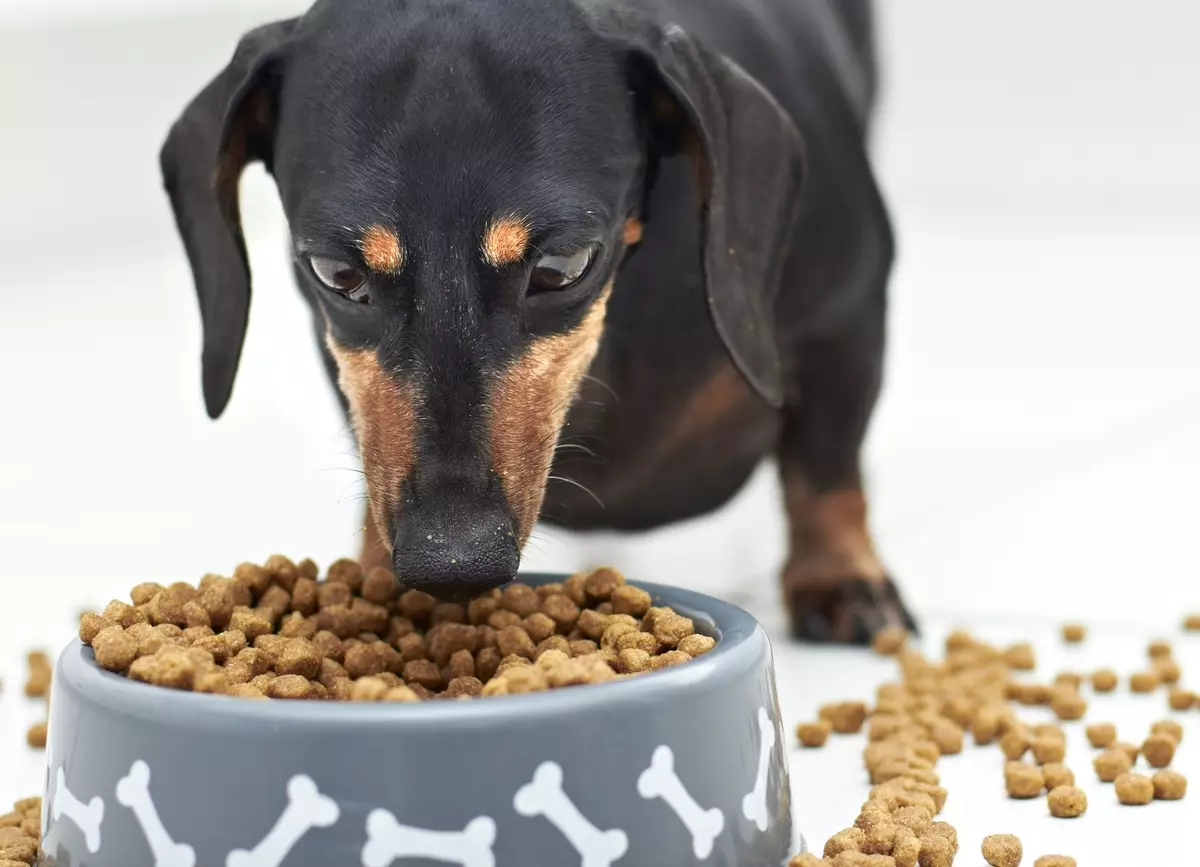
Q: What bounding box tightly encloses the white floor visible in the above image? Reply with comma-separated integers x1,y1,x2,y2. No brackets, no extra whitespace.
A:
3,1,1200,864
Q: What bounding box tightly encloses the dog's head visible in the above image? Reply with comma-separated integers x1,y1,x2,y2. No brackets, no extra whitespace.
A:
162,0,804,597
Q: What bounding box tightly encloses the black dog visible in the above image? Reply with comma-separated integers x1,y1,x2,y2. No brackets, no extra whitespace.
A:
161,0,914,643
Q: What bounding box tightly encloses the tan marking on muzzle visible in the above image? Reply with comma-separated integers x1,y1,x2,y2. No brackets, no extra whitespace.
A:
481,215,530,267
359,225,404,274
489,286,611,542
326,334,416,547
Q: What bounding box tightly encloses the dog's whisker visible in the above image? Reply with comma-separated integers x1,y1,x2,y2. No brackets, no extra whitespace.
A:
546,475,605,509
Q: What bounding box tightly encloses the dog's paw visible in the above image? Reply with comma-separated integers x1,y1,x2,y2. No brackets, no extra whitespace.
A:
784,574,918,645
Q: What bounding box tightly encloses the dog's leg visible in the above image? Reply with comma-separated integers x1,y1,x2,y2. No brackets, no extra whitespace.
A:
777,309,916,644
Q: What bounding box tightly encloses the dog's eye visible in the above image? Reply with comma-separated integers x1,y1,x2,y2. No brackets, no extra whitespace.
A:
310,256,369,301
529,247,595,293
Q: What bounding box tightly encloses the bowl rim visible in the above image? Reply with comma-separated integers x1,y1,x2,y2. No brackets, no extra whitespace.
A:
57,574,769,728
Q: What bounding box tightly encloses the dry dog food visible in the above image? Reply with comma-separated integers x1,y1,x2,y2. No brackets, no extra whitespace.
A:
1130,670,1160,693
982,833,1022,867
820,701,869,734
76,560,715,703
1005,762,1045,799
1147,639,1172,659
0,796,42,866
23,652,50,698
871,626,908,656
1034,857,1076,867
1090,668,1118,692
1046,785,1087,818
1184,614,1200,631
1094,748,1133,782
1152,770,1187,800
24,724,46,750
1042,763,1074,790
1085,722,1116,748
1060,623,1086,643
1151,720,1183,744
1141,733,1177,769
796,720,833,747
1168,688,1195,710
1114,772,1155,805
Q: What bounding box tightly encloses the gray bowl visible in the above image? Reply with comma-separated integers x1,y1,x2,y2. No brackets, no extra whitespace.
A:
38,575,801,867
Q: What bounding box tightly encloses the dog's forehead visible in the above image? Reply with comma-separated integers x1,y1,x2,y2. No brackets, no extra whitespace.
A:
277,0,639,235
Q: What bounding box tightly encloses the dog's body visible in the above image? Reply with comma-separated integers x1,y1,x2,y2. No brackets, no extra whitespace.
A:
163,0,914,643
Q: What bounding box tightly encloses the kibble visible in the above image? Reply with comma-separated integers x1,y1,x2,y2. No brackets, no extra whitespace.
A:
1183,614,1200,632
1034,857,1076,867
1031,733,1066,765
1114,772,1154,805
1141,733,1176,768
1130,670,1160,693
1094,748,1133,782
872,626,908,656
821,701,869,734
25,722,47,749
1060,623,1086,643
1091,668,1118,692
1086,722,1116,748
1004,643,1036,670
982,834,1022,867
1042,763,1074,790
1152,769,1187,800
1005,762,1045,798
1168,688,1195,710
1047,785,1087,818
796,720,833,747
24,651,51,697
76,561,710,703
1151,719,1183,743
1147,639,1172,659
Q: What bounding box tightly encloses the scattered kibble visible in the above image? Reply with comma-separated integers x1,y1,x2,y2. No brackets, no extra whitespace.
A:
1047,785,1087,818
1152,770,1187,800
820,701,869,735
872,626,908,656
1042,763,1075,790
796,720,833,748
1115,772,1155,805
23,651,51,698
1005,762,1045,799
1183,614,1200,632
25,722,47,749
1151,720,1183,743
1147,640,1172,660
1004,643,1036,670
1130,670,1160,693
1034,857,1076,867
1086,722,1116,749
1094,748,1133,782
1060,623,1086,643
1168,689,1195,711
1141,733,1177,769
1091,668,1118,692
982,834,1022,867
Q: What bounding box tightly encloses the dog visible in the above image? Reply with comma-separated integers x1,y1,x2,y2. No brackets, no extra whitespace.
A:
160,0,915,644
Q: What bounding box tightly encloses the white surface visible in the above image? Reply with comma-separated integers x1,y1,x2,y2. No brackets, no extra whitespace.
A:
3,1,1200,865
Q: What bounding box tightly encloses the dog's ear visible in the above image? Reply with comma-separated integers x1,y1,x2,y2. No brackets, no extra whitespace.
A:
623,24,805,408
160,19,296,419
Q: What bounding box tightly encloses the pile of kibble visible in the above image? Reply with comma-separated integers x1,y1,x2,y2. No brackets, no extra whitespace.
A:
785,618,1197,867
73,558,715,701
0,796,41,867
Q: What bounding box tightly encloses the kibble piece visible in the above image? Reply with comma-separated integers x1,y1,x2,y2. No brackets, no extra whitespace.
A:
972,704,1005,746
1050,689,1087,721
1151,719,1183,743
582,566,625,601
1148,639,1172,659
1004,643,1035,670
871,626,908,656
1053,672,1083,690
1154,657,1182,684
24,651,52,697
1183,614,1200,632
1005,762,1045,799
351,677,388,702
499,584,541,618
891,827,920,867
1094,748,1133,782
496,626,536,660
1130,670,1160,693
677,633,716,657
1042,763,1074,790
1086,723,1116,748
398,589,437,623
1046,785,1086,818
78,613,108,645
609,584,651,618
402,659,443,691
383,685,421,703
502,665,550,694
1114,741,1140,763
1091,668,1118,692
821,701,869,735
982,834,1022,867
824,828,865,858
788,855,826,867
650,650,691,670
540,594,581,632
928,822,957,855
92,626,138,673
277,640,322,680
917,833,953,867
1168,688,1195,710
929,718,964,755
1031,734,1066,765
1152,769,1187,800
796,720,832,748
26,722,47,749
652,611,695,648
1060,623,1086,643
1115,772,1154,805
1000,726,1031,760
1141,733,1177,768
1033,858,1075,867
618,648,652,674
861,822,897,856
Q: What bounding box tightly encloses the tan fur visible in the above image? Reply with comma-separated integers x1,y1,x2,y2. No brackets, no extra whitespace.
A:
326,333,417,547
488,286,611,542
622,217,644,246
359,225,404,274
481,216,530,266
780,472,886,587
359,507,393,571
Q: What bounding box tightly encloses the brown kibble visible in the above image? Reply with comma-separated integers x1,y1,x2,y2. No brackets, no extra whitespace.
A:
103,599,146,629
609,584,651,617
427,623,480,666
500,584,541,617
488,609,522,631
1114,741,1140,762
1168,688,1195,710
79,612,108,645
861,822,896,856
1000,726,1031,760
676,633,716,657
1141,733,1177,768
917,833,953,867
448,649,476,680
445,676,484,698
1152,769,1187,800
1094,748,1133,782
788,855,826,867
1005,762,1045,798
1151,719,1183,743
1086,723,1116,748
982,834,1022,867
1050,688,1087,721
541,594,581,631
821,701,869,735
229,607,272,642
871,626,908,656
892,827,920,867
1183,614,1200,631
1046,785,1087,817
1154,658,1182,686
928,717,964,755
972,704,1005,746
92,626,138,672
1060,622,1085,643
1115,772,1154,805
496,625,536,660
1148,639,1172,659
383,685,421,702
278,613,317,640
467,595,498,626
650,650,691,670
130,581,166,606
652,612,695,648
1091,668,1118,692
1033,858,1075,867
233,562,271,596
1053,672,1083,690
1130,670,1160,692
359,567,397,604
351,677,389,702
575,609,610,640
26,722,47,749
1031,734,1066,765
398,589,437,623
502,665,550,694
583,566,625,601
796,720,832,748
824,828,865,858
928,822,957,854
1042,763,1075,790
276,640,322,680
475,647,502,681
1004,643,1035,670
430,602,466,626
522,612,557,644
402,659,443,691
618,648,652,674
195,671,229,694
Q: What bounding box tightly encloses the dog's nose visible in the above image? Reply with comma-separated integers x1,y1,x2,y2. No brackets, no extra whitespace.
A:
391,506,520,600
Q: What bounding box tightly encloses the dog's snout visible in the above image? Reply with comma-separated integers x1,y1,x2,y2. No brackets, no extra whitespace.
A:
392,505,519,600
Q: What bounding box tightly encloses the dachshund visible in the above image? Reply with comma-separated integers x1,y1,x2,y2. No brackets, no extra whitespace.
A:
160,0,915,644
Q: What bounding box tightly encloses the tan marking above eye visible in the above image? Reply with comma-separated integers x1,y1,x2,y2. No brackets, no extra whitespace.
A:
481,216,531,267
359,225,404,274
622,217,644,246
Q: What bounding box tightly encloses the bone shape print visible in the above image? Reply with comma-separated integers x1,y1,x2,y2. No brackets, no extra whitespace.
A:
741,707,775,832
116,760,196,867
361,810,496,867
51,766,104,854
638,745,724,859
514,761,628,867
226,775,339,867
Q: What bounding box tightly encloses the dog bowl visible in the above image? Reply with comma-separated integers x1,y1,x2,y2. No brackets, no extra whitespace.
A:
39,575,800,867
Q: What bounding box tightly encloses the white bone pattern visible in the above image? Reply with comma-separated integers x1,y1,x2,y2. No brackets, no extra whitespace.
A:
637,745,724,859
514,761,628,867
741,707,775,832
51,766,104,854
227,775,339,867
361,810,496,867
116,760,196,867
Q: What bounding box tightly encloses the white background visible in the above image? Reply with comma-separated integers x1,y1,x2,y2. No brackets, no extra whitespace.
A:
2,1,1199,863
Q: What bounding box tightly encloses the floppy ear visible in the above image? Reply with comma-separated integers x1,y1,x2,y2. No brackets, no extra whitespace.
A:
159,19,296,419
624,24,806,408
